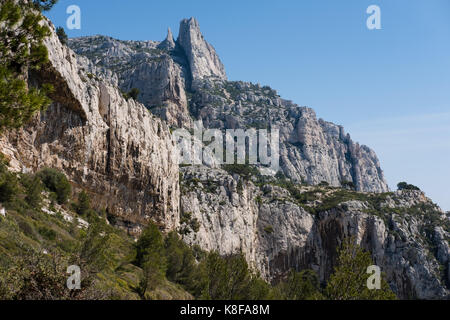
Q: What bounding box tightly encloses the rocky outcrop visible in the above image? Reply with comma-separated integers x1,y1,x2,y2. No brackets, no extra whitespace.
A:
68,35,192,128
0,21,180,233
158,28,176,51
180,167,449,299
188,80,388,192
68,20,387,192
177,17,227,81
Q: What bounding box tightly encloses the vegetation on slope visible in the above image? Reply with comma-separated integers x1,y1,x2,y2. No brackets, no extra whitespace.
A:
0,155,398,299
0,0,56,132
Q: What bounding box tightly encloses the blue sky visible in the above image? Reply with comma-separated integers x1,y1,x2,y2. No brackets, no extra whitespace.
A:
45,0,450,211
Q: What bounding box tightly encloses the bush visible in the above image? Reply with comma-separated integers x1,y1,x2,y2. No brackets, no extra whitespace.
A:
341,180,356,190
0,0,54,132
17,219,36,238
122,88,140,101
0,172,18,203
38,226,56,240
32,0,58,12
56,26,68,45
325,238,396,300
275,269,323,300
200,252,272,300
397,182,420,191
128,88,140,100
164,232,203,295
0,155,19,202
179,211,200,235
223,164,259,180
75,190,90,215
22,174,43,207
0,248,68,299
134,222,167,298
37,168,71,204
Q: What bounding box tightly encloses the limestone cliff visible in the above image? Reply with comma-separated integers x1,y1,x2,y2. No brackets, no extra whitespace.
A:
180,166,449,299
177,17,227,81
69,35,387,193
68,34,191,128
188,79,388,192
0,20,180,233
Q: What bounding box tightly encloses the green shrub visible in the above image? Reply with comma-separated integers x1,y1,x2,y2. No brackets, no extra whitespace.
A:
0,0,54,132
134,222,166,270
75,190,90,215
17,219,36,238
134,222,167,298
56,26,68,45
223,164,259,179
38,226,56,240
342,180,356,190
325,238,396,300
122,88,140,101
397,182,420,191
200,252,272,300
164,232,203,295
275,269,323,300
32,0,58,12
0,172,18,203
37,168,71,204
128,88,140,100
21,174,43,208
179,211,200,235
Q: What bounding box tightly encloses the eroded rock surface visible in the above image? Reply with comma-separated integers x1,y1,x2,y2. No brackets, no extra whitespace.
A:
0,22,180,233
180,167,449,299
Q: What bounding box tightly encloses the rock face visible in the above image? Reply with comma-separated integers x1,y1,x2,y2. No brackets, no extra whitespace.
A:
158,28,176,51
177,18,227,81
68,35,191,128
0,22,180,233
68,20,387,192
188,80,389,192
180,167,450,299
69,31,388,192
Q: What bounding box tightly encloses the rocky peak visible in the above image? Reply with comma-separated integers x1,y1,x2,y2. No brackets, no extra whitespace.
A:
158,27,176,51
177,17,227,81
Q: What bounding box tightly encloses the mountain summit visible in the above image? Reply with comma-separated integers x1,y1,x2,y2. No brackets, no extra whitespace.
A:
158,27,176,51
177,17,227,80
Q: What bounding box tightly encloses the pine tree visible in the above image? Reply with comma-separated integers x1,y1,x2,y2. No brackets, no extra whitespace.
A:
33,0,58,12
128,88,140,100
56,26,68,45
134,222,167,298
22,174,43,207
0,0,55,132
76,190,91,215
325,238,397,300
275,269,324,300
